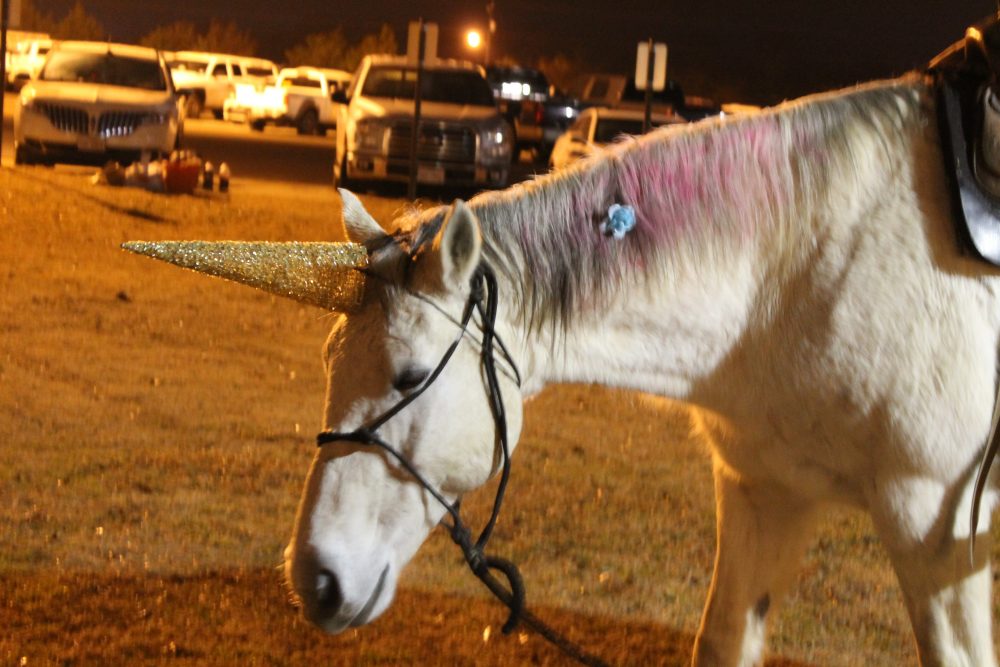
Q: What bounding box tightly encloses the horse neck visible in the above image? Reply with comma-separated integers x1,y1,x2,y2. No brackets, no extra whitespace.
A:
470,78,928,398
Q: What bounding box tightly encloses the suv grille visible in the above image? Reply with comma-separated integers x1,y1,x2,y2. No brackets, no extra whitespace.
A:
97,111,146,137
387,122,476,163
36,102,89,134
36,103,151,138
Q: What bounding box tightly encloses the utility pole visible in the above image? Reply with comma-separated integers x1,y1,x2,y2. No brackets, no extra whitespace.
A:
642,38,653,134
407,19,426,200
485,0,495,66
0,0,11,165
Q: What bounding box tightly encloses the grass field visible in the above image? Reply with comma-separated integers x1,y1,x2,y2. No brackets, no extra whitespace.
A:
1,166,995,665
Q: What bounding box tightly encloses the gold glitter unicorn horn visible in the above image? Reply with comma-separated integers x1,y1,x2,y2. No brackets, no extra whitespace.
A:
121,240,368,311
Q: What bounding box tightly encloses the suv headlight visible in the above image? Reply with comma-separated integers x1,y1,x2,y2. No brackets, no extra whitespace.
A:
356,118,388,152
142,109,175,126
18,88,37,111
480,120,513,160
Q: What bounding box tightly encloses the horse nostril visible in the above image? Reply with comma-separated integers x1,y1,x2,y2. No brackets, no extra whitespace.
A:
315,569,343,613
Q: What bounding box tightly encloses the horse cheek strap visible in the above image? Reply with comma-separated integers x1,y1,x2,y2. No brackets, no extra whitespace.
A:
315,264,605,666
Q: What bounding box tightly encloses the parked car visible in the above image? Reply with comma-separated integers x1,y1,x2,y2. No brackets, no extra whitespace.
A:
14,41,182,166
224,66,351,135
334,54,513,190
6,37,54,90
549,106,684,170
166,51,277,119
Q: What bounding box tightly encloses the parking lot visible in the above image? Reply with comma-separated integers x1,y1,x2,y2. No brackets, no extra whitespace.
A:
2,91,543,191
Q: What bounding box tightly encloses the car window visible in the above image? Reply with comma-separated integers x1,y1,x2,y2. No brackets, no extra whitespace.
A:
245,66,273,77
588,79,609,100
211,63,228,77
41,51,167,90
569,114,590,134
362,67,495,106
283,76,321,88
232,63,244,76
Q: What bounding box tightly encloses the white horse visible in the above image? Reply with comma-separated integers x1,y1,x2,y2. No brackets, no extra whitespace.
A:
127,70,1000,666
293,71,1000,664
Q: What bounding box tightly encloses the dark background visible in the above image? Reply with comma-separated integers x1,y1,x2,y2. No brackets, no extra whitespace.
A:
29,1,995,104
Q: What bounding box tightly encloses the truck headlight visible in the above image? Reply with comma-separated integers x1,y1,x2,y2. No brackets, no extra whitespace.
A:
356,119,388,152
480,121,513,160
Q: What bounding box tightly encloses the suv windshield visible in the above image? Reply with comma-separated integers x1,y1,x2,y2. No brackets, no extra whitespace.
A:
362,66,495,106
42,51,167,90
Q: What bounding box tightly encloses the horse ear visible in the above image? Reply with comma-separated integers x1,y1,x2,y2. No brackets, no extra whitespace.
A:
434,200,482,290
339,189,384,244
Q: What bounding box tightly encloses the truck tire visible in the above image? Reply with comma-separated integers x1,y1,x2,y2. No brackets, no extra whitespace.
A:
297,108,319,135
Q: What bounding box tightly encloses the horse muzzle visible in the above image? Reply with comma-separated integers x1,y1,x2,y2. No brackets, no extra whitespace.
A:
286,546,394,634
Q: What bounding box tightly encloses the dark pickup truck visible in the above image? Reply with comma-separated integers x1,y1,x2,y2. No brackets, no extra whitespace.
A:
486,65,580,161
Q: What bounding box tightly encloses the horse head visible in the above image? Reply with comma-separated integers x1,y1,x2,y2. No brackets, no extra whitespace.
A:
282,192,526,633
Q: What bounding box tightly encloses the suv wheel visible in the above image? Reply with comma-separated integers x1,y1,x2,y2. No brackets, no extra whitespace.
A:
297,108,319,135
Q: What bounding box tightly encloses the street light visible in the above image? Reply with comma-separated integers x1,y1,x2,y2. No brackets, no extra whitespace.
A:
465,29,482,50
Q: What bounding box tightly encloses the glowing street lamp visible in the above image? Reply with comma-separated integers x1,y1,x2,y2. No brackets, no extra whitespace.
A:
465,29,483,50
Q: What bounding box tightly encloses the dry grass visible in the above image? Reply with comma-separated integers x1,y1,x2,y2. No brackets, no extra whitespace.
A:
0,166,995,665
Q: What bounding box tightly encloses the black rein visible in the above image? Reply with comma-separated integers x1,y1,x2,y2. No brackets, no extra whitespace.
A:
315,263,609,667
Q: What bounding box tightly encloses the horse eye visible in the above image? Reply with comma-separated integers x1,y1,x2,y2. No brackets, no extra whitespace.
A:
393,367,430,392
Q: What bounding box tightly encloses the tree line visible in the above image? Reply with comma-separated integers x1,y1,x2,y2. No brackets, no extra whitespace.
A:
14,0,585,92
14,1,397,73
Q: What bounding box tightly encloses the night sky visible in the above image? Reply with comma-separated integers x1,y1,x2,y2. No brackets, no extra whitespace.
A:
29,1,996,104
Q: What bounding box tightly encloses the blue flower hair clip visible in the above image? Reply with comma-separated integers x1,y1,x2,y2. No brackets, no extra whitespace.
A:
599,203,636,240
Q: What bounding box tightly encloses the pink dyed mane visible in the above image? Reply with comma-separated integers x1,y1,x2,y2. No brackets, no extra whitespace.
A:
400,77,921,330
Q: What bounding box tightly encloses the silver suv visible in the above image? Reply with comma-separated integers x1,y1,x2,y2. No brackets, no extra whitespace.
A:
334,54,513,190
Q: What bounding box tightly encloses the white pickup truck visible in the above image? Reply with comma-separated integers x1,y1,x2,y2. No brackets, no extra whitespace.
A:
166,51,277,119
6,37,54,90
334,54,513,190
224,66,352,135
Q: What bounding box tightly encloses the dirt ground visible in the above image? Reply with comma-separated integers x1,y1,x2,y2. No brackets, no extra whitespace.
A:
1,166,994,665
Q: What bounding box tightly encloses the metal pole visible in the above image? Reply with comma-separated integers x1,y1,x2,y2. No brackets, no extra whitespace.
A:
643,38,653,134
486,1,495,66
407,19,425,200
0,0,10,164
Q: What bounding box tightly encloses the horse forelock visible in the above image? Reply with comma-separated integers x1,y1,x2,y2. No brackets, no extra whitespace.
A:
397,77,925,334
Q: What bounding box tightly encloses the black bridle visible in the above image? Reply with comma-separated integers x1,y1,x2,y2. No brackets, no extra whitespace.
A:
316,262,609,667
